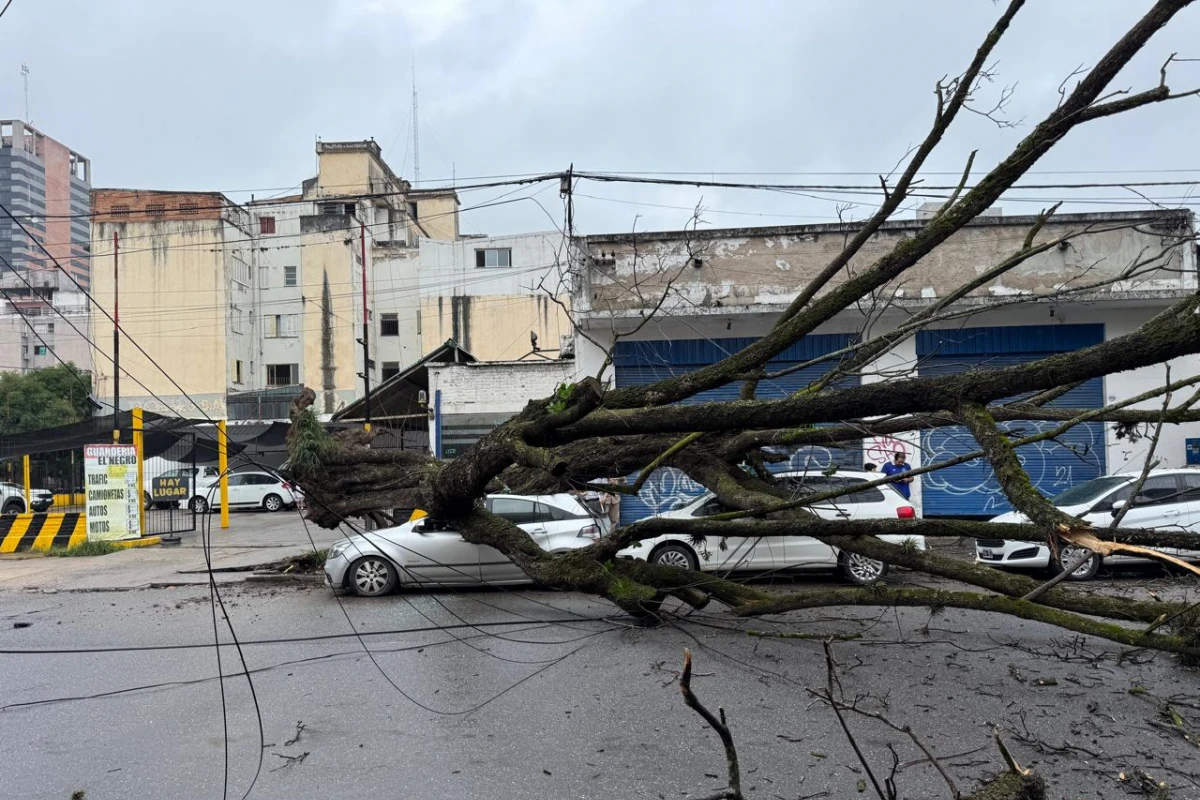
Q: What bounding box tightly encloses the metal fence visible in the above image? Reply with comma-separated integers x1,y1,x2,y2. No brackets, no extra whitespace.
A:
135,430,199,537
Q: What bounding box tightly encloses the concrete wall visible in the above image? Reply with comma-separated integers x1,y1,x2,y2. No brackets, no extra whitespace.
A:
89,202,238,417
297,224,361,415
576,210,1196,317
410,193,459,242
429,358,574,453
373,244,422,373
415,232,571,360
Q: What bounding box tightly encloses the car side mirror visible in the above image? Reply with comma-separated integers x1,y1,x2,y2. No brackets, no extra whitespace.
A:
413,522,427,534
1110,499,1127,515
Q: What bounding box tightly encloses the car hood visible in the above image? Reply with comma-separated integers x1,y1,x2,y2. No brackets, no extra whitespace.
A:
989,502,1093,524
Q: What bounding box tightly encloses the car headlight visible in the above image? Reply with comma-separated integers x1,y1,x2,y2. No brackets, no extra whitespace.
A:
327,540,351,559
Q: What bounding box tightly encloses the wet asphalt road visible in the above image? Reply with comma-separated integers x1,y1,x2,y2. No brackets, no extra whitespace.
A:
3,568,1200,800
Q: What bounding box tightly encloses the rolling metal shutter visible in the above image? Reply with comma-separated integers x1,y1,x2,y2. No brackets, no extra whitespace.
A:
612,334,861,524
916,324,1105,517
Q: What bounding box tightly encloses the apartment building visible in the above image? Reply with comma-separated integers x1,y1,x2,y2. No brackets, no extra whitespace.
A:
0,120,93,374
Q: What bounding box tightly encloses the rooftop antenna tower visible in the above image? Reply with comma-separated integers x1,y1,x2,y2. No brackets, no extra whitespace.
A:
20,63,30,122
411,55,420,186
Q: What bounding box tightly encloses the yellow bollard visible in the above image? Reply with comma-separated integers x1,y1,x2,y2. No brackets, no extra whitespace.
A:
22,455,30,510
133,407,145,535
218,420,229,530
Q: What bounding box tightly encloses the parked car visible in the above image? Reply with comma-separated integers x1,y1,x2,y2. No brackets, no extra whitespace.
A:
976,468,1200,581
0,482,54,514
186,471,297,513
615,469,923,585
324,493,600,596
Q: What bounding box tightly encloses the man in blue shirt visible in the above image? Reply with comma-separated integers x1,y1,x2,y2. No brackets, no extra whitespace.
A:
881,452,913,499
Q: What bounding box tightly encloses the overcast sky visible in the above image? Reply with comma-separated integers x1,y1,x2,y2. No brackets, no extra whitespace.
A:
2,1,1199,236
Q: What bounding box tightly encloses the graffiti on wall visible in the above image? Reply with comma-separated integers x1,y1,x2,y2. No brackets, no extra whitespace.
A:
628,446,851,518
865,436,913,468
921,420,1105,514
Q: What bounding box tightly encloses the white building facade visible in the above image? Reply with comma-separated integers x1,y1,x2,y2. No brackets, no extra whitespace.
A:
570,209,1200,520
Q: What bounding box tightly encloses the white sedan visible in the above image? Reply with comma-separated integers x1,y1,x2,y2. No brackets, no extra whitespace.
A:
323,493,601,596
187,471,298,513
976,468,1200,580
616,469,924,585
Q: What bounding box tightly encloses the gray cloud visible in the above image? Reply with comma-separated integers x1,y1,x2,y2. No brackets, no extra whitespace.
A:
2,0,1198,235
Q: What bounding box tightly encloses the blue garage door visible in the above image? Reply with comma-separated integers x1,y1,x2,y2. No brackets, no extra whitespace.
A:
613,334,861,524
917,324,1106,517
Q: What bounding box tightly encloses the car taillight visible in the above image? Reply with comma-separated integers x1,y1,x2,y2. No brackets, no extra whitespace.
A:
897,506,916,519
281,482,293,491
578,524,601,540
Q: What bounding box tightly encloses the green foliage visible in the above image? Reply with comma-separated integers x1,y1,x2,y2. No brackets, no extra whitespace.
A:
0,364,93,435
289,407,333,474
547,382,576,413
47,541,121,557
608,576,657,604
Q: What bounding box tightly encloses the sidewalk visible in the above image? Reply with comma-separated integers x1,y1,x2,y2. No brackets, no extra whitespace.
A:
0,512,348,592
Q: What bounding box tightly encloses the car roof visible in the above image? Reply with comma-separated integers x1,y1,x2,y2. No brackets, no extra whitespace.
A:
1109,467,1200,479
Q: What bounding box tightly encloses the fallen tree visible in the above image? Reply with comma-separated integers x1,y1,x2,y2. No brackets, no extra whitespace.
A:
287,3,1200,795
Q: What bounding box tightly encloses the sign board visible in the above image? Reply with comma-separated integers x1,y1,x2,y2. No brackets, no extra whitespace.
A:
151,473,192,503
84,444,141,541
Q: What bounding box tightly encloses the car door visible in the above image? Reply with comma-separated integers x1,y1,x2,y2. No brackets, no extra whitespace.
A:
1085,474,1187,538
246,474,275,507
687,495,777,573
775,476,841,567
1173,473,1200,558
482,498,540,583
394,522,482,585
221,474,246,507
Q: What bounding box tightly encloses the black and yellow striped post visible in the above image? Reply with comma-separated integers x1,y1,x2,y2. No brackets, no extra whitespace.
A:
0,513,86,553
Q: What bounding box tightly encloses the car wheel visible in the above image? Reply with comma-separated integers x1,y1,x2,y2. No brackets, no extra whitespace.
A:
262,493,284,512
349,556,399,597
839,551,889,585
189,496,210,514
2,500,24,515
144,491,153,511
650,542,699,572
1053,546,1101,581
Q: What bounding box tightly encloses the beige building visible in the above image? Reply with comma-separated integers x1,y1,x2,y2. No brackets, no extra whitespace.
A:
89,190,256,418
87,139,580,421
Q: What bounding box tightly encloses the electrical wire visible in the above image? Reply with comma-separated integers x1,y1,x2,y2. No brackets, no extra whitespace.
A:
0,0,14,19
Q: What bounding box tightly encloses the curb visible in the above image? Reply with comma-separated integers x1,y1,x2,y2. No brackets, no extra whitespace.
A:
245,573,324,584
112,536,163,550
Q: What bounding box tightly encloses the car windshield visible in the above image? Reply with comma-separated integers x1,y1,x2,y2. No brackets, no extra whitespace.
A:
1048,476,1130,507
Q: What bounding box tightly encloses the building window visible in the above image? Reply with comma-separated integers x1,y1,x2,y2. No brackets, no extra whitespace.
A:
46,323,53,334
475,248,512,268
381,361,400,381
178,201,199,215
266,363,298,387
111,204,130,216
380,313,399,337
233,360,244,385
284,266,298,287
146,203,165,217
33,345,47,356
259,216,276,235
408,201,418,221
266,314,298,338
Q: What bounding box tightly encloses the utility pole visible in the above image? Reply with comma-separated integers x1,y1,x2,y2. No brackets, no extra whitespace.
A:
112,231,120,442
361,221,371,431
